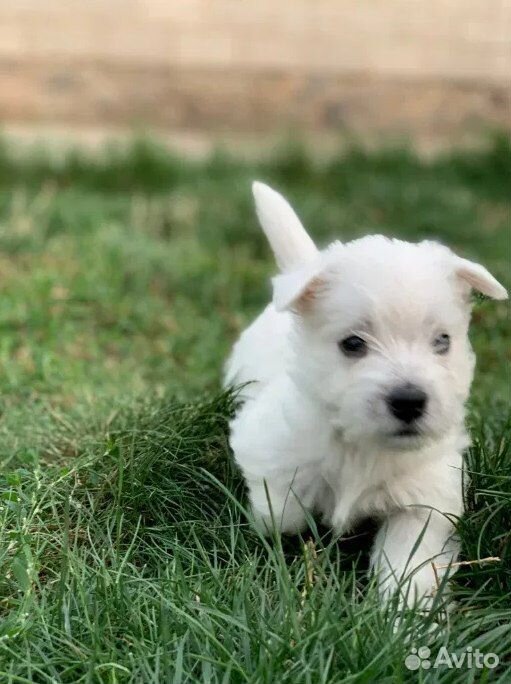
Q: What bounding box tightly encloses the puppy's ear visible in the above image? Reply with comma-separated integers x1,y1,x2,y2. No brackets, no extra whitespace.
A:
272,262,325,312
252,181,318,272
454,257,508,300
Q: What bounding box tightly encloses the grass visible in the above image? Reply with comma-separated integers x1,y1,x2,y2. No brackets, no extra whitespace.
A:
0,134,509,682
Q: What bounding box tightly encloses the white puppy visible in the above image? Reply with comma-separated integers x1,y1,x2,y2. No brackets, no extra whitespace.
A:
224,182,507,605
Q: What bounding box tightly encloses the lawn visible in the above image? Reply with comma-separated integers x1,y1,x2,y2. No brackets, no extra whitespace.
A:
0,136,509,683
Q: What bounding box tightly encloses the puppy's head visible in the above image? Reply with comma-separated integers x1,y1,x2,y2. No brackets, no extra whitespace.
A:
253,182,507,449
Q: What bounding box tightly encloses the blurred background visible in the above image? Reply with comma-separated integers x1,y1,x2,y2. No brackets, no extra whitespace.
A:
1,0,510,153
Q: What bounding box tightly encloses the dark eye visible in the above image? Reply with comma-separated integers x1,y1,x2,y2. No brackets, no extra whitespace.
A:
339,335,367,358
433,333,450,355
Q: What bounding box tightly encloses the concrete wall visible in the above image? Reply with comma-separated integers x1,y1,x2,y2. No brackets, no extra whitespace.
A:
1,1,509,139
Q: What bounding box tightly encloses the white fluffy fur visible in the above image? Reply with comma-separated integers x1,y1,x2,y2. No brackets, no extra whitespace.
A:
224,182,507,606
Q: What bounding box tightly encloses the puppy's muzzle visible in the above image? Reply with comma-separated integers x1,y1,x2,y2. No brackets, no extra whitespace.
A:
387,383,428,425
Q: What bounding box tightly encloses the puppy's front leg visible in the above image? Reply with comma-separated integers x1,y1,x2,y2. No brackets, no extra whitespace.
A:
230,377,328,536
370,508,459,607
247,476,308,535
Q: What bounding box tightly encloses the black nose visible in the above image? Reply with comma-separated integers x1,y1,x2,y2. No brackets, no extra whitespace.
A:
387,384,427,424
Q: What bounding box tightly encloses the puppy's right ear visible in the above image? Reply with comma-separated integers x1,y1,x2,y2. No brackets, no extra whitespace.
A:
453,257,508,300
252,181,318,272
272,262,325,312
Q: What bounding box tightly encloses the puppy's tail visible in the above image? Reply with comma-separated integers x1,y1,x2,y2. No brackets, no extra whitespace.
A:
252,181,318,272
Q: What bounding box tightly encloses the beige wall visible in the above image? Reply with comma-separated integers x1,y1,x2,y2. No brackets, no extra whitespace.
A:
1,1,510,138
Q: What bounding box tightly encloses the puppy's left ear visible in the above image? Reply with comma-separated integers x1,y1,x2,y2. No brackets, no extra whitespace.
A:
272,262,325,312
454,257,508,300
